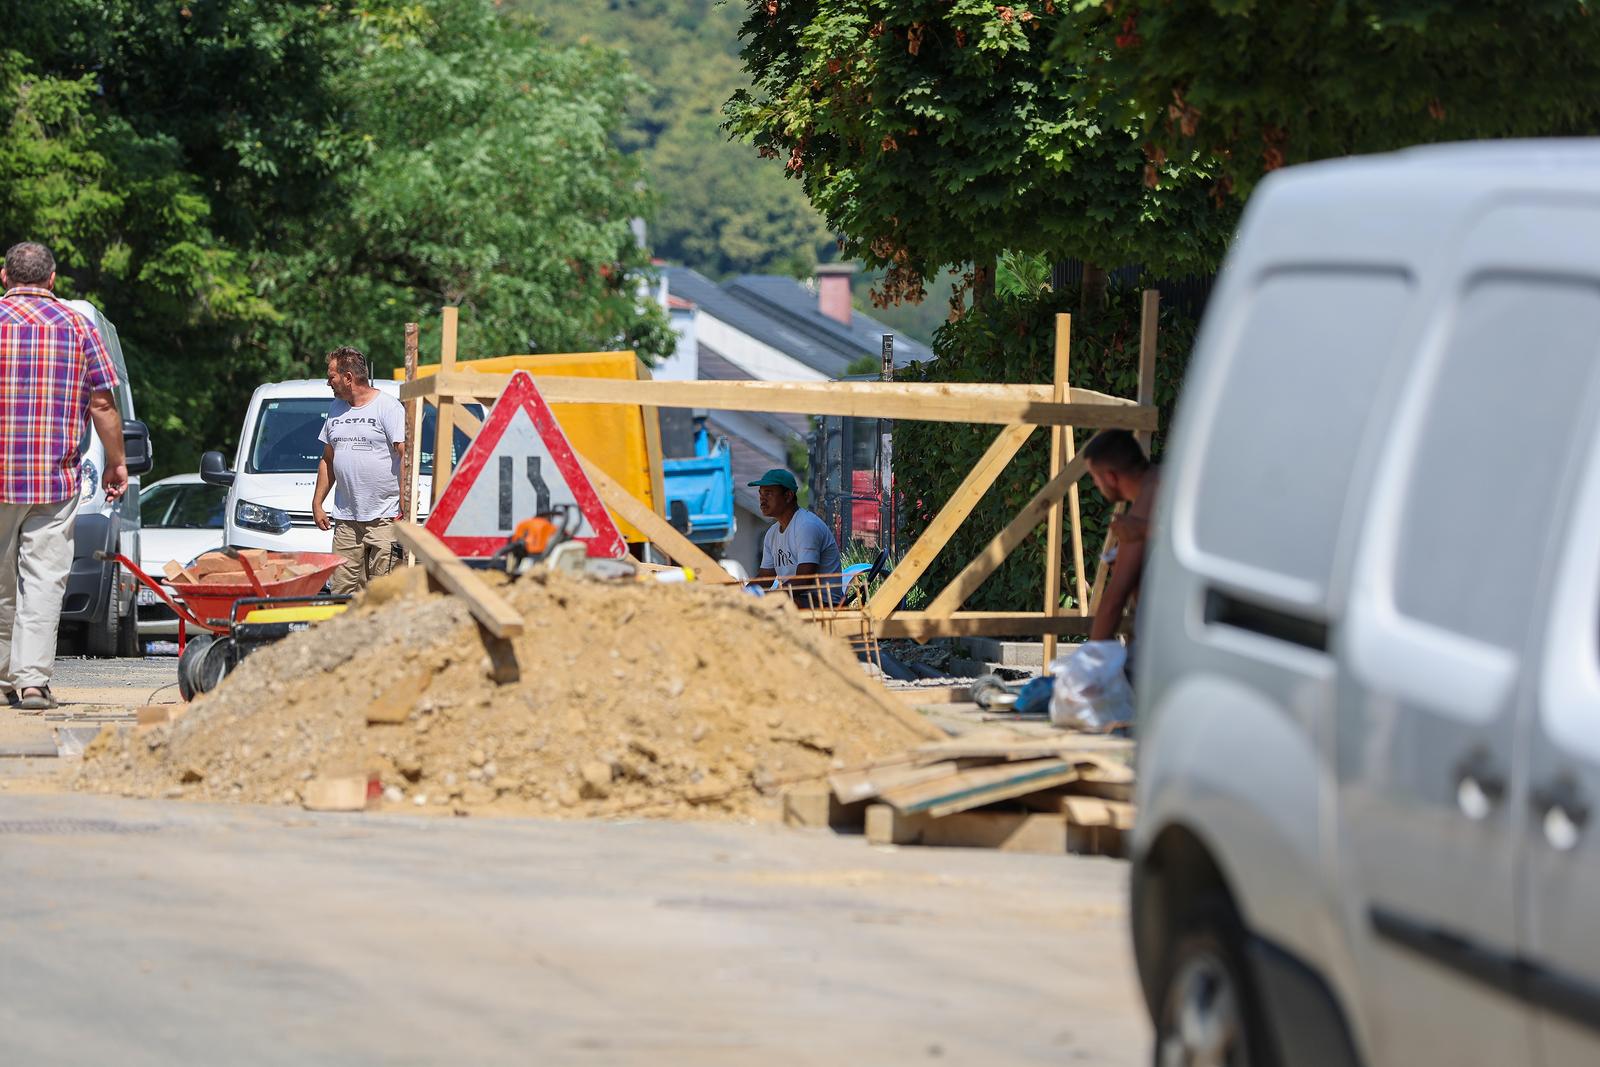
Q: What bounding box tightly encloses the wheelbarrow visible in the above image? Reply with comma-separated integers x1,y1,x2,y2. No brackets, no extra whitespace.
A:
100,549,350,701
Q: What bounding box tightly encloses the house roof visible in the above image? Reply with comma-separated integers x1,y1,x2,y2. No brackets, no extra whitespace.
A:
662,266,933,378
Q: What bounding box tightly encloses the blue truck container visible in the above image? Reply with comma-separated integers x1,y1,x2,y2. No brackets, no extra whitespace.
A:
661,418,735,545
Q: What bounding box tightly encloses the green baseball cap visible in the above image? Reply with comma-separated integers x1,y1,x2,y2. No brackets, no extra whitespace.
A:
747,468,799,492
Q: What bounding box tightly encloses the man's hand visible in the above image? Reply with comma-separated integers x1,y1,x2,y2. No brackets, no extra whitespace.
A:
313,503,331,531
102,462,128,501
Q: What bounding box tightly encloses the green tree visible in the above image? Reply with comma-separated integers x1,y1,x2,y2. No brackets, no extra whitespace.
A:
513,0,834,277
725,0,1231,309
1063,1,1600,200
261,0,674,375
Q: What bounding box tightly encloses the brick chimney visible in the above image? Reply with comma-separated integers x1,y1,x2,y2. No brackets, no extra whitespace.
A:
815,263,856,326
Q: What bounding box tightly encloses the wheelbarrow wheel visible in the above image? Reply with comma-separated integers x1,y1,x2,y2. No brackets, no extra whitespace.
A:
177,635,232,700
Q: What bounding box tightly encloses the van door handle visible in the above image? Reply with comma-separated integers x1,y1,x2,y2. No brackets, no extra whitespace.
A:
1454,747,1506,821
1532,776,1590,852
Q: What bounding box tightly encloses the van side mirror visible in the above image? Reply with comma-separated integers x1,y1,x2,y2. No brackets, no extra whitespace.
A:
199,450,235,488
123,420,154,476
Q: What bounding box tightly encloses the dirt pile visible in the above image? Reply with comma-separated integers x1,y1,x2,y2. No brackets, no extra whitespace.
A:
74,569,931,819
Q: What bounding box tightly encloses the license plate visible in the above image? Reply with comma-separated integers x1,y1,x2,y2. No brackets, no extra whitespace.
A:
137,588,161,606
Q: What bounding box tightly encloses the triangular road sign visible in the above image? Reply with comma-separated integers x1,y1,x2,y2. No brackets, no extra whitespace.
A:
425,371,626,558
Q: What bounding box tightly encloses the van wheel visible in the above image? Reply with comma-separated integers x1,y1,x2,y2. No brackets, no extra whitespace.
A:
84,574,125,658
1152,897,1274,1067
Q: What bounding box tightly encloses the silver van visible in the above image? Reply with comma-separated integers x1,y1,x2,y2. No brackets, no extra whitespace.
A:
1134,142,1600,1066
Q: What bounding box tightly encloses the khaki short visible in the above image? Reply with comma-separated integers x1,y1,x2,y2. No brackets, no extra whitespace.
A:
330,517,398,595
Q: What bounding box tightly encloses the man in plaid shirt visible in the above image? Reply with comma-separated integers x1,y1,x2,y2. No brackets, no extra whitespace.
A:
0,242,128,711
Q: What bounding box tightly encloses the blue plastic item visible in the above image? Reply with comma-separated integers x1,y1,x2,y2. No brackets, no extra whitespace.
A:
1014,676,1054,716
661,422,736,545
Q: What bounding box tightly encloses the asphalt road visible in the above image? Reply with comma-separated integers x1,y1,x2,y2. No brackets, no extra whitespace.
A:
0,794,1149,1066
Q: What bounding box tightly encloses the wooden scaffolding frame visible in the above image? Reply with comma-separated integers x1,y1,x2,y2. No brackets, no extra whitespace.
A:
400,293,1162,644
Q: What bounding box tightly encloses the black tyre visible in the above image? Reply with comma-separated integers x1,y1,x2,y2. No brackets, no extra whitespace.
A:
1151,896,1275,1067
84,570,124,658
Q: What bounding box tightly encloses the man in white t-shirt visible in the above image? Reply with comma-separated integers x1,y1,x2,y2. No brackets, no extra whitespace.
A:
312,346,406,595
749,468,842,606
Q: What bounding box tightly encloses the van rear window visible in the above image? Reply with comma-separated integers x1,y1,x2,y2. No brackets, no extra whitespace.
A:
1190,271,1411,603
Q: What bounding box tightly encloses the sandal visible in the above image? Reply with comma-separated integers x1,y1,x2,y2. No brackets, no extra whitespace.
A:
17,686,57,711
1,687,16,708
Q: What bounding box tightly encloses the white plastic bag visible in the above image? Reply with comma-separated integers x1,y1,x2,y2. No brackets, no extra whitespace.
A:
1048,640,1134,731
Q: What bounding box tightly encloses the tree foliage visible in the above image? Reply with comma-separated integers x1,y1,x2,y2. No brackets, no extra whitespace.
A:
1063,1,1600,200
513,0,834,277
2,0,673,474
262,0,674,377
726,0,1232,307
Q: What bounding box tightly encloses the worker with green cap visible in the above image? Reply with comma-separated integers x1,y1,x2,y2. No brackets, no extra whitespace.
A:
748,468,842,605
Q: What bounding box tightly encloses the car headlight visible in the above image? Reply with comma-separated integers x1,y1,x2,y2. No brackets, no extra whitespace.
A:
80,459,97,500
235,499,291,535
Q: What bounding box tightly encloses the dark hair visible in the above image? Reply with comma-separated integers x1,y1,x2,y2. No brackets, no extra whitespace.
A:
326,346,368,382
4,242,55,286
1082,429,1149,474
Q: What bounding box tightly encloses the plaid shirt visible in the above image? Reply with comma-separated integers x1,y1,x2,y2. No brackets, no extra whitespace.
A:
0,287,120,504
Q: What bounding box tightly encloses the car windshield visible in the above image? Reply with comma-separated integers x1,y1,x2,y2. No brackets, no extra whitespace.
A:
139,483,180,526
247,396,479,476
167,484,228,528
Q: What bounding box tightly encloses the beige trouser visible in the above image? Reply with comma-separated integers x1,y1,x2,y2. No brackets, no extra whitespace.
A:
330,517,397,596
0,494,79,691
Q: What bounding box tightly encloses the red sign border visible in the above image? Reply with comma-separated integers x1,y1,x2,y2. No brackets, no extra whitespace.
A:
423,371,626,559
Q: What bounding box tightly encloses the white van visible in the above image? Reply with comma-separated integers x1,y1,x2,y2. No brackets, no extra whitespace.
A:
1134,142,1600,1066
198,379,473,551
59,301,154,656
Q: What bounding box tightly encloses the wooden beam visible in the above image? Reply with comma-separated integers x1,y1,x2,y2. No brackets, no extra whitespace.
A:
570,451,735,585
864,805,1070,854
864,423,1035,621
1137,289,1159,452
636,359,668,532
392,522,524,640
454,406,483,439
402,322,421,527
1043,314,1083,665
875,611,1096,641
400,373,1157,431
431,307,459,505
923,453,1090,619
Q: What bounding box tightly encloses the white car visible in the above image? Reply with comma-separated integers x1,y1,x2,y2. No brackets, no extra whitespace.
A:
134,473,227,638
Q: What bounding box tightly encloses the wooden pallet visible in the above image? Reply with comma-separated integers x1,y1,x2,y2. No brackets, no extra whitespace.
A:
783,730,1134,858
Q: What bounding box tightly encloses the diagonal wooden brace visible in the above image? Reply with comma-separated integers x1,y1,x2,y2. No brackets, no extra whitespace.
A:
923,452,1090,620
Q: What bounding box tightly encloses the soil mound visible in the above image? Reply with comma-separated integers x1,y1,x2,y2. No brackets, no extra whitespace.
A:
74,569,928,819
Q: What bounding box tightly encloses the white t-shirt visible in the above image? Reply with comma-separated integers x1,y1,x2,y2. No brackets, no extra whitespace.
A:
318,392,406,522
760,508,843,603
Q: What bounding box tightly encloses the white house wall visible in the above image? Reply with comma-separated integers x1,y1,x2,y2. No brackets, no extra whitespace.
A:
695,314,829,383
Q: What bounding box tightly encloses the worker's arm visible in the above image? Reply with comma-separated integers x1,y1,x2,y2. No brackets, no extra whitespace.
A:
789,561,826,607
87,389,127,500
312,443,335,530
752,567,777,590
392,439,407,519
1089,537,1146,642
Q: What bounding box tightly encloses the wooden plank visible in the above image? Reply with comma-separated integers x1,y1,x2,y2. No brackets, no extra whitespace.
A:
1043,314,1073,664
1062,795,1136,831
875,611,1095,640
402,322,421,527
782,782,866,830
432,307,460,505
302,776,369,813
400,373,1159,431
391,522,524,640
827,760,959,806
1136,289,1160,453
453,405,484,440
923,453,1091,619
891,685,971,706
1064,778,1133,803
636,359,668,539
881,758,1079,817
865,804,1069,854
912,733,1134,764
865,423,1036,621
571,451,735,584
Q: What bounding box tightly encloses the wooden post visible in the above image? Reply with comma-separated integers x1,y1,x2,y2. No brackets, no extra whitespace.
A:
431,306,459,505
1042,314,1089,665
1136,289,1159,453
402,322,421,527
